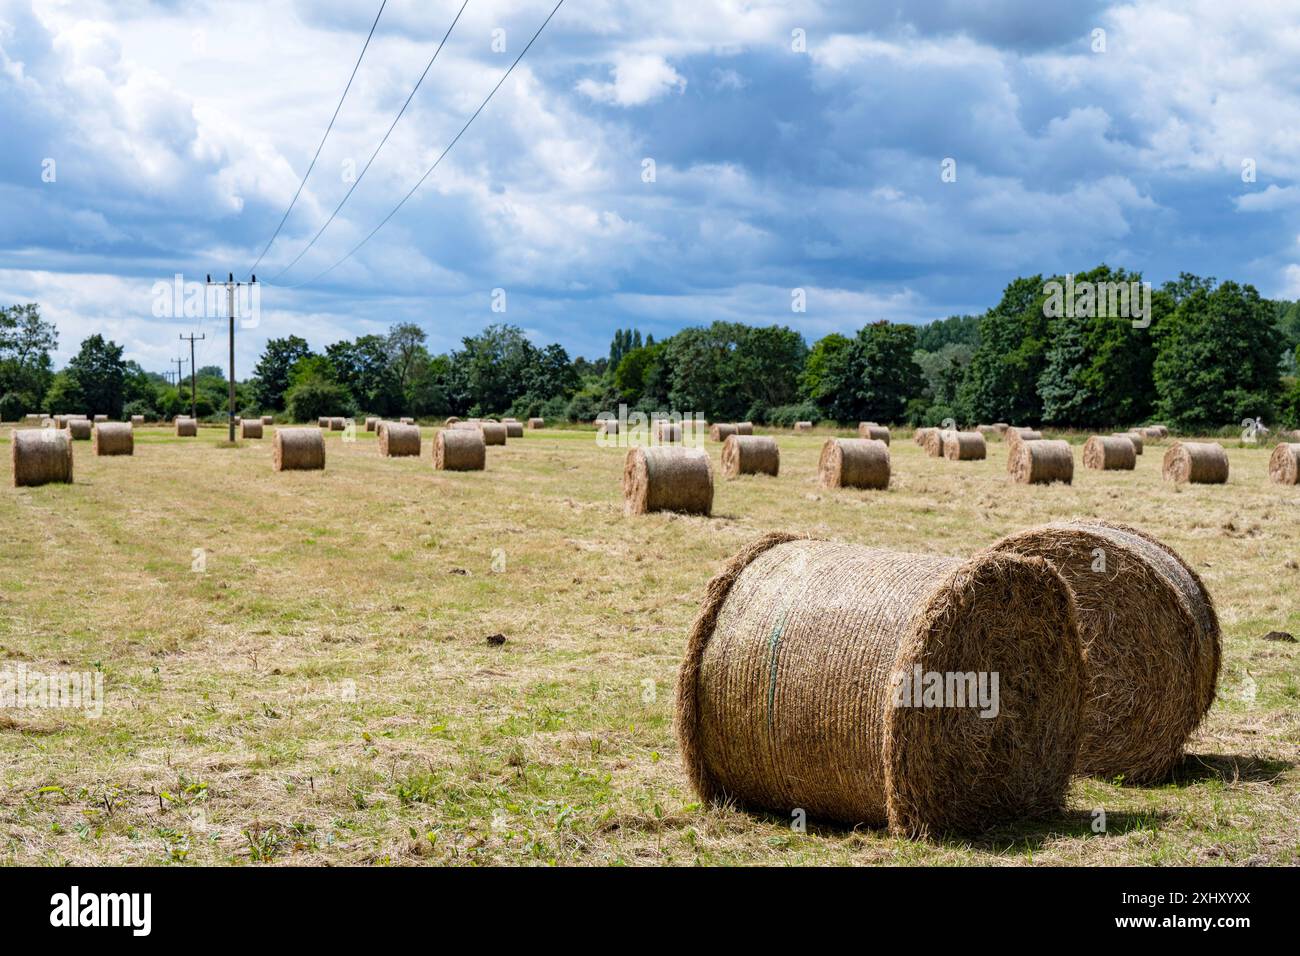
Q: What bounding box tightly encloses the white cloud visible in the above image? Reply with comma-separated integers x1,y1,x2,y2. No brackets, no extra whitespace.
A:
577,53,686,106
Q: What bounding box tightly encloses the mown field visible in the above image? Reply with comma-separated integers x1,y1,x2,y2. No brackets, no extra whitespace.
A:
0,423,1296,866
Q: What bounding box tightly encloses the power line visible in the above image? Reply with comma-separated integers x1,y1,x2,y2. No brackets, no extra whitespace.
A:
267,0,471,283
286,0,566,291
247,0,389,279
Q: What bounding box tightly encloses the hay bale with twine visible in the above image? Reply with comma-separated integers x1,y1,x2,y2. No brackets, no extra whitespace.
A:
1162,441,1228,484
1118,431,1144,455
922,429,947,458
623,446,713,516
721,435,779,478
793,421,812,432
942,431,987,461
710,423,738,442
818,437,890,490
504,421,524,439
1083,435,1136,471
985,520,1220,782
1008,439,1073,484
676,533,1085,833
858,423,891,444
435,428,486,471
68,419,92,441
379,422,421,457
480,422,507,446
240,420,264,440
1269,443,1300,485
273,428,325,471
527,417,544,429
175,418,197,437
11,428,74,486
93,422,133,456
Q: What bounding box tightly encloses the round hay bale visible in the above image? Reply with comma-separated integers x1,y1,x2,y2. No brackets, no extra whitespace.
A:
653,421,682,443
11,428,74,486
273,428,325,471
942,431,986,461
1162,441,1228,484
317,417,329,428
992,422,1010,434
676,533,1085,833
735,421,754,436
527,417,545,429
444,416,461,427
365,417,380,432
93,422,133,456
793,421,813,432
1117,431,1144,455
922,429,947,458
480,422,507,446
976,424,1001,441
1268,443,1300,485
451,421,479,431
435,428,486,471
240,420,264,440
1141,425,1169,441
68,419,92,441
175,418,197,437
1008,439,1073,484
818,437,890,490
721,435,779,478
400,417,415,426
130,415,145,427
93,414,108,423
261,415,274,425
379,422,421,457
914,427,936,447
1005,427,1043,449
504,421,524,439
985,521,1221,782
328,417,346,431
623,446,713,516
710,423,738,442
53,415,68,429
858,423,891,444
1083,435,1136,471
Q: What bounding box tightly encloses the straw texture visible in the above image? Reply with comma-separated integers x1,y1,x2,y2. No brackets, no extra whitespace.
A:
709,423,739,442
1083,435,1136,471
175,418,197,437
434,428,485,471
721,435,779,478
942,431,987,461
11,428,74,486
1269,443,1300,485
858,423,891,444
676,534,1085,834
68,419,92,441
273,428,325,471
240,420,264,440
623,446,713,516
1008,439,1073,484
818,438,890,490
92,422,133,456
379,422,421,457
1162,441,1228,484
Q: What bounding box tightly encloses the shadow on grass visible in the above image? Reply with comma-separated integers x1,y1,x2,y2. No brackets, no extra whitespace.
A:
938,808,1174,852
1168,752,1293,786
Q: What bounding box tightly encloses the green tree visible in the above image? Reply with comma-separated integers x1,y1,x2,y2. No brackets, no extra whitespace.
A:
959,276,1051,424
252,335,312,410
1153,278,1283,430
386,323,427,399
0,303,58,414
813,322,922,424
328,336,402,415
452,324,539,415
801,333,852,411
64,334,128,418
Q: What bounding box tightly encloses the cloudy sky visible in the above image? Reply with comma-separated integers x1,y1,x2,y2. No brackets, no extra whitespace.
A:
2,0,1299,376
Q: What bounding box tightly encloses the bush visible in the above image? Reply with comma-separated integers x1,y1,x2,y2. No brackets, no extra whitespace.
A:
122,399,158,422
743,401,769,425
1279,378,1300,430
920,403,958,428
286,380,355,423
565,387,608,423
0,392,28,422
767,402,821,428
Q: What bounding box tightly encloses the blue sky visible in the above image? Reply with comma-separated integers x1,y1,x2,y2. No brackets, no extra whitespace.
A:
2,0,1299,377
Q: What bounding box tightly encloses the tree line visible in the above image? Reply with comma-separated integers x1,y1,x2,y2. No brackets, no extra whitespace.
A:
4,264,1299,430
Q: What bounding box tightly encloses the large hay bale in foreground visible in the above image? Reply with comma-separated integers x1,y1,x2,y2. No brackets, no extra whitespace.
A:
709,423,738,442
434,428,486,471
819,438,889,490
175,418,197,437
1269,443,1300,485
676,534,1085,833
623,446,713,516
1008,439,1073,484
793,421,812,432
379,422,421,457
68,419,92,441
942,431,987,461
1118,431,1144,455
273,428,325,471
858,423,891,444
92,422,133,456
1083,435,1136,471
986,521,1220,782
922,429,946,458
11,428,74,486
240,420,264,440
504,421,524,439
527,417,544,429
1162,441,1228,484
479,422,507,446
721,435,779,478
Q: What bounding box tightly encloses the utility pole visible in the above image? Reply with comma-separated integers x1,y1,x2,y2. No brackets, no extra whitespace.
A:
172,356,189,394
179,332,206,421
206,273,254,443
